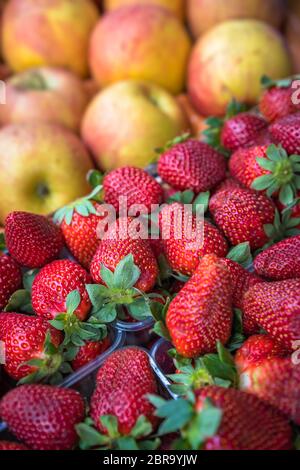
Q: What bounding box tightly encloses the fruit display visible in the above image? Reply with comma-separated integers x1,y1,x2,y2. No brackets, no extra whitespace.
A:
0,0,300,455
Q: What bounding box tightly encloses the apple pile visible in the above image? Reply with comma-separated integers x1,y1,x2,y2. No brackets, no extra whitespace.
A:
0,0,300,453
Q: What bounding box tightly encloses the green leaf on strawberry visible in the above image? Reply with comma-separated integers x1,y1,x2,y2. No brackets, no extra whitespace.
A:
226,242,253,269
0,232,6,251
261,74,300,89
155,132,191,155
5,289,33,314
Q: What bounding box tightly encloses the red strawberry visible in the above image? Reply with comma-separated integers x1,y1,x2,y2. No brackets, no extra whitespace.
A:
166,254,233,358
229,144,300,207
5,211,63,268
254,235,300,280
103,166,163,215
0,384,85,450
0,441,28,450
0,312,62,382
235,334,288,373
239,357,300,425
195,386,292,450
91,348,158,435
90,217,158,293
221,113,267,152
157,139,226,193
259,80,300,121
209,185,275,250
0,253,22,310
31,259,92,321
269,113,300,155
159,202,228,276
71,337,111,371
243,279,300,352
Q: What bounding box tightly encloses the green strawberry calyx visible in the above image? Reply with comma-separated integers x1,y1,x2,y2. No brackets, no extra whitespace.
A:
252,144,300,206
5,269,39,314
155,132,191,155
226,242,253,269
86,254,162,324
49,290,107,348
148,393,222,450
263,208,300,249
76,415,160,451
261,74,300,90
53,184,103,226
0,233,6,251
18,331,77,386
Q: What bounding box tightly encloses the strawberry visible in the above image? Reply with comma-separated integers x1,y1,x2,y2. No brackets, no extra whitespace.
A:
221,113,267,152
166,254,233,358
0,253,22,310
103,166,163,215
0,384,85,450
90,348,158,435
254,235,300,280
209,184,275,250
229,144,300,207
90,217,158,293
243,279,300,352
0,312,63,382
71,337,111,371
159,203,228,276
235,334,288,373
239,356,300,425
151,385,292,450
157,139,226,193
31,259,92,321
269,113,300,155
0,441,28,450
54,186,107,270
259,76,300,122
5,211,63,268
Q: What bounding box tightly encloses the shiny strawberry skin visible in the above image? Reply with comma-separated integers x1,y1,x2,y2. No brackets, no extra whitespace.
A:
158,140,226,193
0,253,22,310
0,313,62,381
31,259,92,321
0,441,28,450
235,334,288,373
90,217,158,293
269,113,300,155
239,357,300,425
210,186,275,250
254,235,300,280
159,203,228,276
195,386,292,450
71,337,111,371
243,279,300,352
0,384,85,450
91,348,158,435
5,212,63,268
259,86,299,122
166,254,233,358
60,203,104,269
221,113,267,152
103,167,163,214
229,144,270,189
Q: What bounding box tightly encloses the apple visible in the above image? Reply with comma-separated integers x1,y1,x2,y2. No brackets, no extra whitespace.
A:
2,0,99,77
0,67,89,132
103,0,185,21
188,20,292,117
0,123,93,223
89,5,191,94
286,1,300,73
81,80,188,170
187,0,285,38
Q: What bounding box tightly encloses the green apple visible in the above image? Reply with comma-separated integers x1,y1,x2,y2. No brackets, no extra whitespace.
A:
81,80,188,170
0,123,93,223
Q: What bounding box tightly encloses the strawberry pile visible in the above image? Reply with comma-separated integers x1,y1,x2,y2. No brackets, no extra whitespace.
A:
1,77,300,451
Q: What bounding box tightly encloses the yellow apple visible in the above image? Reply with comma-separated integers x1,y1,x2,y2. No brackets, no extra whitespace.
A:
286,1,300,73
0,123,93,223
81,80,188,170
104,0,185,21
89,4,191,94
187,0,285,38
2,0,99,77
188,20,292,116
0,67,89,132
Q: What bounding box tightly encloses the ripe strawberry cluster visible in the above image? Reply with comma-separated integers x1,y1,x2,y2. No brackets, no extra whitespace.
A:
0,78,300,451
